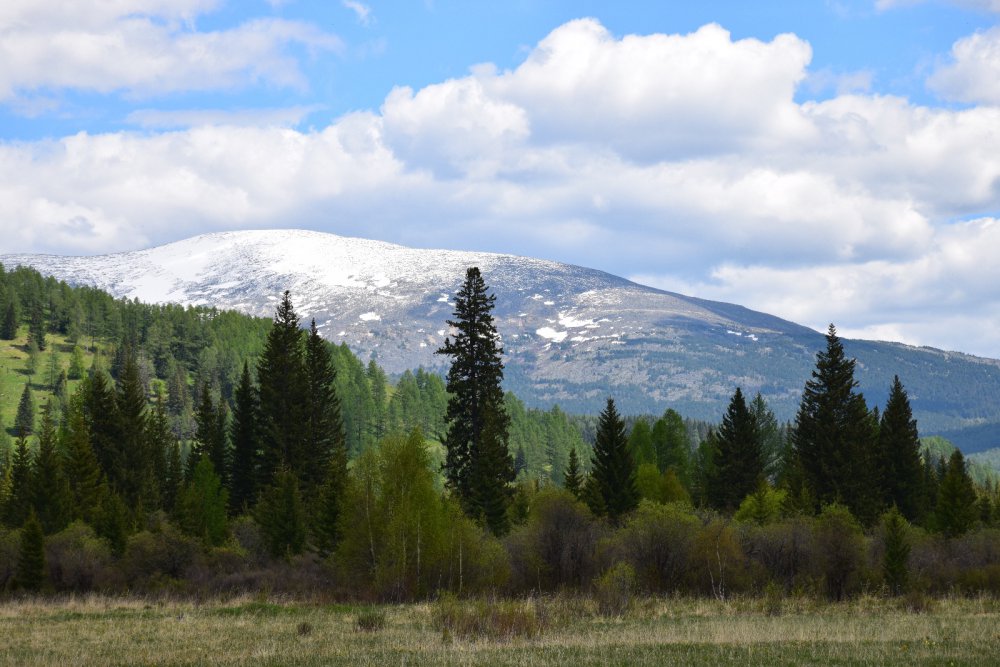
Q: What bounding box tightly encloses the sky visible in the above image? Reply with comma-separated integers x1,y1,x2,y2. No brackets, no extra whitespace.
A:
1,1,1000,358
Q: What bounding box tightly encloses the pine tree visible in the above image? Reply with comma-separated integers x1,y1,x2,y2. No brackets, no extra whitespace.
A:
749,392,784,480
936,449,978,537
228,361,260,514
588,398,639,523
878,376,924,522
793,325,880,523
707,387,763,511
16,510,45,591
163,440,184,513
367,359,388,441
4,435,33,527
436,267,514,532
564,446,583,499
255,468,307,559
67,345,86,380
83,369,121,484
30,402,72,534
882,506,910,595
116,347,154,510
27,301,46,351
257,291,307,486
303,319,346,495
312,452,348,557
44,348,61,390
0,296,17,340
62,399,104,524
177,456,229,546
93,486,130,557
15,382,35,438
190,383,227,483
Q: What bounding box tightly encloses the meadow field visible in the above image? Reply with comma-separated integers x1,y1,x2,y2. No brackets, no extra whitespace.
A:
0,594,998,666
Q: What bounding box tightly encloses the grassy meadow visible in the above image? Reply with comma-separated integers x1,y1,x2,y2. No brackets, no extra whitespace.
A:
0,594,998,666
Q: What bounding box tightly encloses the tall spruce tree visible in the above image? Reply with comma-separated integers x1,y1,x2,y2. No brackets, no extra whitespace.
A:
878,376,924,522
190,383,227,483
708,387,763,511
564,446,583,499
83,370,120,488
15,382,35,438
228,361,260,514
255,468,307,559
436,267,514,534
27,301,46,351
4,435,33,527
115,347,156,511
62,399,104,524
0,295,17,340
256,291,307,486
588,398,639,523
936,449,978,537
792,325,881,523
30,402,72,534
16,510,45,591
303,319,346,495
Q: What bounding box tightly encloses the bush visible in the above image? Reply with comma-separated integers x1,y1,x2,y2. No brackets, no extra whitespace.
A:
433,593,541,641
45,521,115,592
355,608,387,632
815,504,866,600
606,501,699,593
689,516,746,598
122,523,202,589
741,517,817,592
594,562,636,616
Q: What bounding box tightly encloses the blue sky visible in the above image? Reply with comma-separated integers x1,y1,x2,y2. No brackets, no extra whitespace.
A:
1,0,1000,357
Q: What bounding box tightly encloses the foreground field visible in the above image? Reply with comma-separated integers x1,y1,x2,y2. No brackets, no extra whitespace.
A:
0,595,998,666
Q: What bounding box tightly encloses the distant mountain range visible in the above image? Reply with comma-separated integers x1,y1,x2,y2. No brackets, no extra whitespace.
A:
4,229,1000,452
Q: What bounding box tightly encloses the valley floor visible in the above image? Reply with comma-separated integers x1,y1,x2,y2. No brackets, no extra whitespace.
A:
0,594,997,666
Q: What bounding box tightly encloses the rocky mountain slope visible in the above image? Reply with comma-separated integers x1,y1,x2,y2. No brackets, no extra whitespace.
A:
4,229,1000,449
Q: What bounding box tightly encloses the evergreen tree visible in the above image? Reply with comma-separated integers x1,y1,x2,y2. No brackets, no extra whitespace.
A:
27,301,45,351
652,408,689,477
749,392,784,480
878,376,924,522
792,325,880,523
15,382,35,438
16,510,45,591
44,348,61,390
882,506,910,595
313,452,348,557
163,440,184,513
145,394,174,509
255,468,307,559
177,456,229,546
83,370,120,484
564,446,583,499
62,399,104,524
25,339,39,377
93,486,130,557
707,387,763,511
436,267,514,532
4,435,33,527
367,359,388,441
256,291,307,486
115,348,155,510
587,398,639,523
0,296,17,340
936,449,978,537
228,361,260,514
303,319,346,495
628,418,656,466
190,383,228,483
30,402,72,534
67,345,86,380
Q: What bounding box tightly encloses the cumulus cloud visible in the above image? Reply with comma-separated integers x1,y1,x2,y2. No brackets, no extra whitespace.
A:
342,0,373,26
1,18,1000,356
0,0,341,102
929,27,1000,104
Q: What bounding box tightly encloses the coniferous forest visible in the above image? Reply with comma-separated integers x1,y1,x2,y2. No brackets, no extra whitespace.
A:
1,261,999,602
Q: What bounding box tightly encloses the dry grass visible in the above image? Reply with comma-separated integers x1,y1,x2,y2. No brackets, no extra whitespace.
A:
0,594,997,665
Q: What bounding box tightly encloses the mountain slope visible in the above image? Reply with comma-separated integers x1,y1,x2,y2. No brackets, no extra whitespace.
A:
4,229,1000,449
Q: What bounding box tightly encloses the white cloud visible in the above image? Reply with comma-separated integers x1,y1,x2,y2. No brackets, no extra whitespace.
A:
342,0,373,26
0,2,341,101
928,26,1000,104
126,105,323,129
1,18,1000,356
876,0,1000,12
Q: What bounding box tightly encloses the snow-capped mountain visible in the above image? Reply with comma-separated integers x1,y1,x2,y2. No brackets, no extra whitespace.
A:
4,229,1000,447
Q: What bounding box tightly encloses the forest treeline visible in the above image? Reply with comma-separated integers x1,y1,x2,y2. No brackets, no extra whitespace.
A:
0,261,998,601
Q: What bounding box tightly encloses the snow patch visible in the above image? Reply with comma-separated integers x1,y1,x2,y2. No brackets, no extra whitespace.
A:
558,313,596,328
359,312,381,321
536,327,568,343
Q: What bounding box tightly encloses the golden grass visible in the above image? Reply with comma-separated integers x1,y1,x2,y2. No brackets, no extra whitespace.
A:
0,594,998,666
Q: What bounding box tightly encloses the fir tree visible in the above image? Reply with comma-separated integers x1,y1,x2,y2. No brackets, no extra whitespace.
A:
312,452,348,557
4,435,33,527
564,446,583,499
116,348,154,509
44,348,61,390
0,296,17,340
257,291,307,486
16,510,45,591
749,392,784,480
367,359,388,441
707,387,763,511
67,345,86,380
228,361,260,514
303,319,346,495
190,383,228,483
83,370,120,486
882,506,910,595
93,486,130,557
587,398,639,524
30,402,72,534
255,468,307,559
62,399,104,524
177,456,229,547
936,449,978,537
793,325,880,523
27,301,45,351
436,267,514,532
163,440,184,513
878,376,924,522
15,382,35,438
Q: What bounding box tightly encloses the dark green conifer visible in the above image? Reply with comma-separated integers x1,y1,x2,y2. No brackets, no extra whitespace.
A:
177,456,229,546
15,382,34,438
708,387,763,511
15,510,45,591
436,267,514,533
587,398,639,523
93,486,130,557
67,345,86,380
0,296,17,340
564,446,583,499
255,468,307,559
190,383,228,484
312,453,348,557
83,370,120,486
303,319,346,495
882,506,910,595
27,301,46,351
228,361,260,514
62,400,104,524
115,348,154,509
878,376,924,522
4,435,33,527
652,408,688,476
257,291,307,486
936,449,978,537
30,402,72,534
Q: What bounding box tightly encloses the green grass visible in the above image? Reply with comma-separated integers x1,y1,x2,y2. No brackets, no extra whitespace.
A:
0,594,997,666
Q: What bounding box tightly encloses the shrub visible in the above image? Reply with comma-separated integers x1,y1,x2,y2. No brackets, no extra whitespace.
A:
45,521,115,592
594,561,636,616
689,516,746,598
355,608,387,632
741,517,817,592
607,501,699,593
815,504,866,600
122,523,202,589
432,593,541,641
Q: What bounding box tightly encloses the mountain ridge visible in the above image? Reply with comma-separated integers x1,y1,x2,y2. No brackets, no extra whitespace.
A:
4,229,1000,451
